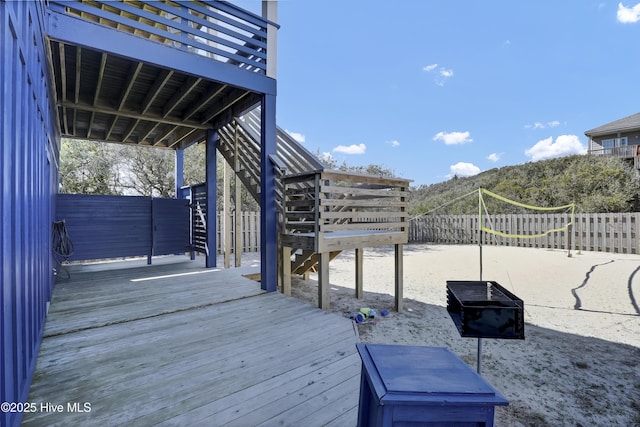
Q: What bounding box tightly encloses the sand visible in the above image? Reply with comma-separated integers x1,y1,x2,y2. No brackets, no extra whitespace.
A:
287,244,640,426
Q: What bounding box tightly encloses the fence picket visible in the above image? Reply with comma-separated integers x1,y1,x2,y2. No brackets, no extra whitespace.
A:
408,212,639,255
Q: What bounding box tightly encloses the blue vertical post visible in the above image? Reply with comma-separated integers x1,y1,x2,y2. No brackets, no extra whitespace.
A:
205,129,217,268
148,198,153,265
260,94,277,291
175,148,184,198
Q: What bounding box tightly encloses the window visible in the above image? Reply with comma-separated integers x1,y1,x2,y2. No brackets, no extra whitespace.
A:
600,137,629,155
602,137,627,147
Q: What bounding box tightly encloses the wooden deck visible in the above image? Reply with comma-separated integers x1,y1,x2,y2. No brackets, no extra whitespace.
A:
23,256,361,426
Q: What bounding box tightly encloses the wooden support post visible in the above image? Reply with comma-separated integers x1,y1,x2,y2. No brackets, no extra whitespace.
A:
355,247,363,299
395,244,403,312
223,160,231,269
318,252,330,310
281,245,291,295
234,186,242,266
234,123,242,267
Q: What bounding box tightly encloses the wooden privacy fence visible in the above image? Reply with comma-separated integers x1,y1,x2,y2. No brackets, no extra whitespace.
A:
216,211,260,253
409,213,640,255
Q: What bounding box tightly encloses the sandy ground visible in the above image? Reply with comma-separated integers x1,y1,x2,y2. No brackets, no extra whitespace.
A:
286,244,640,426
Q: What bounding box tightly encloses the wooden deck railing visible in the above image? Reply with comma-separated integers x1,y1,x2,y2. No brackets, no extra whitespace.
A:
282,170,411,239
48,0,275,74
589,145,638,159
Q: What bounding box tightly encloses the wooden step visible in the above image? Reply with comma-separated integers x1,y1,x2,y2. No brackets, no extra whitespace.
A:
292,251,341,276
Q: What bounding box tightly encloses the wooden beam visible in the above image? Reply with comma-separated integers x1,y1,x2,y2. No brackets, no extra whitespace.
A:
395,244,403,312
162,75,202,118
138,122,160,144
223,160,231,269
104,116,119,141
58,100,210,130
318,252,330,310
141,69,173,115
234,126,242,267
182,83,228,121
201,90,250,125
87,52,108,138
168,127,200,149
355,248,363,299
121,118,140,143
117,61,144,111
58,43,69,134
74,46,81,103
58,43,67,102
152,125,179,147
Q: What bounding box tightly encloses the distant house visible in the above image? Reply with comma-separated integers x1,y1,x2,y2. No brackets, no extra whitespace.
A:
585,112,640,169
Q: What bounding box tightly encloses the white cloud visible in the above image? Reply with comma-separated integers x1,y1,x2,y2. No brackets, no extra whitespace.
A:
617,2,640,23
524,134,587,161
319,152,334,163
423,64,454,86
285,130,305,143
433,131,473,145
439,68,454,78
487,153,501,162
450,162,481,177
525,120,561,129
333,143,366,154
386,140,400,147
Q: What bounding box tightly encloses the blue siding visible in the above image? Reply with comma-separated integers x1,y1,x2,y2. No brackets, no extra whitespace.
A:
1,2,59,427
55,194,190,261
152,198,190,256
56,195,152,261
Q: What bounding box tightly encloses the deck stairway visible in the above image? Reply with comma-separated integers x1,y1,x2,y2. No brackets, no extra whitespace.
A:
217,107,411,309
217,108,327,276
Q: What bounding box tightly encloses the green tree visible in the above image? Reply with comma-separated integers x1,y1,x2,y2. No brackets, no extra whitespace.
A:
409,155,640,215
120,145,175,197
313,149,397,177
59,139,123,195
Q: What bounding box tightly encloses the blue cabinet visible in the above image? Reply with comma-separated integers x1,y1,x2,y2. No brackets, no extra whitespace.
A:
356,344,508,426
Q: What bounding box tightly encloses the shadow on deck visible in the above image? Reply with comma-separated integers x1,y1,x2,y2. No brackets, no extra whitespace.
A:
24,257,360,426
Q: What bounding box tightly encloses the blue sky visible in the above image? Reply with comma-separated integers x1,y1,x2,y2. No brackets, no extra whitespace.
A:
239,1,640,186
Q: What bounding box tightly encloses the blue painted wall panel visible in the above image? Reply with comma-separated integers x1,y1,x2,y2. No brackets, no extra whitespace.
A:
1,2,59,426
56,194,153,261
56,194,190,261
152,198,190,256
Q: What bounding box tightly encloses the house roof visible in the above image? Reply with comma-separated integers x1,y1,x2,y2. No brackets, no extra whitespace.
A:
585,112,640,137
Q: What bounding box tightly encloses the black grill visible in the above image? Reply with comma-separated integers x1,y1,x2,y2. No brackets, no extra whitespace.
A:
446,281,525,340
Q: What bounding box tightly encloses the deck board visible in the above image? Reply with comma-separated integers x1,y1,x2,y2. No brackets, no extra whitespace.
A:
23,257,361,426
